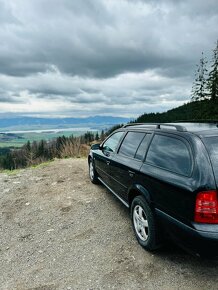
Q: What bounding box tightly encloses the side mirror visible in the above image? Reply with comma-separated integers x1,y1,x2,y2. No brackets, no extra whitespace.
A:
91,143,101,150
102,145,113,152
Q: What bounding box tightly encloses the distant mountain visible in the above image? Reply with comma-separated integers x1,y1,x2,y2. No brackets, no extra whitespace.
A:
0,115,130,131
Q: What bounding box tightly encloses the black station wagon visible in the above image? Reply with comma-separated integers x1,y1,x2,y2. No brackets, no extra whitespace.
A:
88,123,218,257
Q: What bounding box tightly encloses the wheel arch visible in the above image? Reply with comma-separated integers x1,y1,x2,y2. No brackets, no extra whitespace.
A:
88,152,94,165
128,184,152,207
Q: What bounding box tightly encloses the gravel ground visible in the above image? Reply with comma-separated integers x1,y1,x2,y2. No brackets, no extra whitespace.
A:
1,158,218,290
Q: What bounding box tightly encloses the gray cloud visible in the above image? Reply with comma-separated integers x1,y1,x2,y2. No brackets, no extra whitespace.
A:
0,0,217,117
0,91,25,104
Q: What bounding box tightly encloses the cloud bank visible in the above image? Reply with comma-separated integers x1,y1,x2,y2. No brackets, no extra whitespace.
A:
0,0,217,117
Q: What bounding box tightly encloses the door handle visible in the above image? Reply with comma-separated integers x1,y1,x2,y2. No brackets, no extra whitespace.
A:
128,170,135,177
106,161,110,165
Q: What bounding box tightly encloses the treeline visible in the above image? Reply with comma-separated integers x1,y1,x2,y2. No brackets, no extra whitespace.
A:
136,41,218,123
0,130,106,170
191,41,218,103
135,99,218,123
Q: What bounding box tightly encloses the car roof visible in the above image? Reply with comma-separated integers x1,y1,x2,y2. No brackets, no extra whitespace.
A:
121,123,218,137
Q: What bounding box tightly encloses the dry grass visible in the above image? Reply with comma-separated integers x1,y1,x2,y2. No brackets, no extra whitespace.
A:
60,139,90,158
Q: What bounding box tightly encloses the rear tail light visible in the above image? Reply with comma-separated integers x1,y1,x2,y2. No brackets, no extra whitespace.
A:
195,191,218,223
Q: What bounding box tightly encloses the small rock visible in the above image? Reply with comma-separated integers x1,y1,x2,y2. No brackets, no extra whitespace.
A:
3,188,10,194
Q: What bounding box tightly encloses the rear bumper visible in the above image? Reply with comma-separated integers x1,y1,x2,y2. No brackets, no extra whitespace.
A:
156,209,218,257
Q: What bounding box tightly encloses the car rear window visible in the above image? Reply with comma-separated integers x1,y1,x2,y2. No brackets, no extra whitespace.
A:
203,136,218,184
146,134,192,176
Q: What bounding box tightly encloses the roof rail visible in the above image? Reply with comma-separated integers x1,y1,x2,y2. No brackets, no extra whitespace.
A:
122,123,187,132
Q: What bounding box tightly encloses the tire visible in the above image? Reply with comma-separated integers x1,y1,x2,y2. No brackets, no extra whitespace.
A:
131,196,161,251
89,158,99,184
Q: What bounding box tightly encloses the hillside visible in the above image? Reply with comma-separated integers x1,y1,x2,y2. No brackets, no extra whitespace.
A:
135,100,218,123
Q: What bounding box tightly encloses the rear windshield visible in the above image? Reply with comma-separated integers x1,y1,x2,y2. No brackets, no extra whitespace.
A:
203,137,218,184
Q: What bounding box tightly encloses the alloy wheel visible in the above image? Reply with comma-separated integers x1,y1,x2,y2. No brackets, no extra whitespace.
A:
133,205,149,241
89,161,94,180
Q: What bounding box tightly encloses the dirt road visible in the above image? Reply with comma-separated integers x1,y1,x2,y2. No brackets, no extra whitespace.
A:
0,158,218,290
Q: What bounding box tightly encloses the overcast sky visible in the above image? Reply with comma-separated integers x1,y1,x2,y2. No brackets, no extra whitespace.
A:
0,0,217,118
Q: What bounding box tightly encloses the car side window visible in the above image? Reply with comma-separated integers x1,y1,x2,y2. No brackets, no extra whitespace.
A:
118,132,146,158
135,134,151,160
203,137,218,183
103,131,124,153
146,134,192,176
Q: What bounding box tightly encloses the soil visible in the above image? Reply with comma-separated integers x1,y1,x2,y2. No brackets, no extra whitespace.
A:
1,158,218,290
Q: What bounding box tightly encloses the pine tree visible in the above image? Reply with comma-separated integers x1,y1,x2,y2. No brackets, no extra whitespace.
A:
37,140,47,158
95,132,99,141
23,140,36,166
25,140,31,152
191,52,208,101
100,130,105,141
207,40,218,103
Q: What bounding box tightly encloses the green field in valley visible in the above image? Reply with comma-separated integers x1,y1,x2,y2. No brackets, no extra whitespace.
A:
0,130,95,148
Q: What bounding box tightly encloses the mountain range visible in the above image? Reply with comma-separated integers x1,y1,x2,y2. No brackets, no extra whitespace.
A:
0,115,131,131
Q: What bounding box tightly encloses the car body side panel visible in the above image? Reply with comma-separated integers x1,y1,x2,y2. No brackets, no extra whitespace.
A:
136,165,197,225
92,149,112,185
156,208,218,257
107,154,142,201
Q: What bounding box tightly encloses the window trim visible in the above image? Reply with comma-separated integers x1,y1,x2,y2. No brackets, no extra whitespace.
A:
134,133,152,161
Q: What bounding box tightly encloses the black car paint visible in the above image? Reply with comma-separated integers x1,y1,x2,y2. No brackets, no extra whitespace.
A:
89,126,218,256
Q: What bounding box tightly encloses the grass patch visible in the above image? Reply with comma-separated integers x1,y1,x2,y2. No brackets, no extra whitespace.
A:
0,142,23,148
30,160,54,169
0,168,21,175
0,160,54,173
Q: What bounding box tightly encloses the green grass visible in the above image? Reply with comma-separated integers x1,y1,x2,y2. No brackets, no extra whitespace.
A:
0,142,23,148
30,160,54,169
0,160,54,174
0,168,21,175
